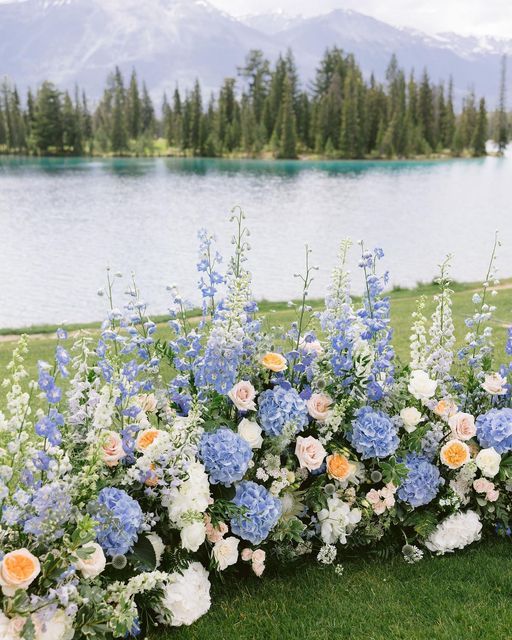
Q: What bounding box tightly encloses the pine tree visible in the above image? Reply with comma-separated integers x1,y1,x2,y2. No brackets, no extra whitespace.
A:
141,82,155,134
496,55,508,153
275,75,297,159
238,50,270,126
189,80,203,154
33,81,62,152
110,67,128,152
472,97,487,156
418,69,435,150
340,64,365,158
126,69,141,139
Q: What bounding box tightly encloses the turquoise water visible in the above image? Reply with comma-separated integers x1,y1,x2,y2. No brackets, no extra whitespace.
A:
0,155,510,327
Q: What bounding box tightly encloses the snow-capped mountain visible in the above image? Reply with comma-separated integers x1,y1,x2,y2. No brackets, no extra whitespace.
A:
0,0,508,105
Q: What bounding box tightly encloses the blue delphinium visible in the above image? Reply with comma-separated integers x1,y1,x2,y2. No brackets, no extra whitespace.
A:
199,427,252,486
397,454,442,507
258,386,308,437
94,488,144,557
35,408,64,446
476,408,512,453
23,481,72,541
349,406,399,459
230,481,282,545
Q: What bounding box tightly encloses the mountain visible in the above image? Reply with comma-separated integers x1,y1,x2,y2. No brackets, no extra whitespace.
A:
0,0,278,99
0,0,508,105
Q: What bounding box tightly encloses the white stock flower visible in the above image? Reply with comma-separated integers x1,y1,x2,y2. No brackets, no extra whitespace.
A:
0,611,25,640
34,609,74,640
158,563,211,627
164,461,211,526
408,370,437,401
425,510,482,555
317,496,361,545
147,533,165,566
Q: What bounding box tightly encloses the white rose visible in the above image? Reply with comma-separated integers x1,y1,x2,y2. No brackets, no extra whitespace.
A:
306,393,332,422
34,609,74,640
475,447,501,478
299,338,323,355
481,373,507,395
295,435,327,471
400,407,423,433
137,393,158,413
408,370,437,401
0,611,25,640
213,536,239,571
180,521,206,552
448,412,476,441
101,431,126,467
228,381,257,411
157,562,211,627
237,418,263,448
75,542,106,579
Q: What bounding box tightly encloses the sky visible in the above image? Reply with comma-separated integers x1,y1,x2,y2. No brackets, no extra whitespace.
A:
209,0,512,38
0,0,511,38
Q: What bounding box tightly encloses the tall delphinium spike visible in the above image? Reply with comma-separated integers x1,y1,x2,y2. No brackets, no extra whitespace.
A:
409,295,428,370
425,255,455,396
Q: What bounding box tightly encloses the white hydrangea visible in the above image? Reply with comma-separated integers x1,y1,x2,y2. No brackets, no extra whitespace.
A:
163,461,210,526
425,510,482,555
157,563,211,627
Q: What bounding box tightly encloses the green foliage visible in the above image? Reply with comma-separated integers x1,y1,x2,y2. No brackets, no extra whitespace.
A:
378,456,409,486
0,48,494,158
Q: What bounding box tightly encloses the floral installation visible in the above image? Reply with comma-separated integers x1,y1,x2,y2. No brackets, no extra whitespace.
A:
0,211,511,639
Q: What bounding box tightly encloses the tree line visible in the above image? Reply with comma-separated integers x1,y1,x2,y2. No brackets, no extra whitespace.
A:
0,48,509,159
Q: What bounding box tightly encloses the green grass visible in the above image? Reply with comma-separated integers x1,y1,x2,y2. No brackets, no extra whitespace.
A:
166,540,512,640
1,280,511,640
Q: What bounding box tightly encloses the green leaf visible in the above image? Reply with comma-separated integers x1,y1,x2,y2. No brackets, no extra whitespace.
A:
127,535,157,572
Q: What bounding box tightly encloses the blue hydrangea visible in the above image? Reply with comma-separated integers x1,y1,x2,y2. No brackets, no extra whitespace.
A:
94,488,144,557
198,427,252,486
476,408,512,453
230,481,282,544
258,386,308,437
349,406,399,459
397,454,442,507
23,481,72,541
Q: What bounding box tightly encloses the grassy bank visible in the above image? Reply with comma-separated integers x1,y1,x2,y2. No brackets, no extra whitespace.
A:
1,279,511,640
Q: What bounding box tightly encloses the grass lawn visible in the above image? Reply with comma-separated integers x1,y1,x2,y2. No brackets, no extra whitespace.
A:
1,279,511,640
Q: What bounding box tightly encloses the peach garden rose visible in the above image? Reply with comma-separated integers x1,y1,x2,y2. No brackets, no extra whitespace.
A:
0,549,40,596
261,352,287,372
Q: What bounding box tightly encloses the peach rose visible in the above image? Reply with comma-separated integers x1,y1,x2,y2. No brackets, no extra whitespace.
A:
299,338,324,356
440,439,471,469
261,352,287,372
145,463,159,487
135,428,161,452
326,453,354,482
295,436,327,471
306,393,332,422
101,431,126,467
228,381,257,411
433,399,458,419
448,412,476,441
0,549,40,596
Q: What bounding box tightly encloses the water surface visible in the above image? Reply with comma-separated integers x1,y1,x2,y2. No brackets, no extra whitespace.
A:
0,155,510,327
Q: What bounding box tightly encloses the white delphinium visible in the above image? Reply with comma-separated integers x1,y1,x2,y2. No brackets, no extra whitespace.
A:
449,460,477,505
425,510,482,554
321,238,354,332
91,384,119,433
410,296,428,370
425,256,455,395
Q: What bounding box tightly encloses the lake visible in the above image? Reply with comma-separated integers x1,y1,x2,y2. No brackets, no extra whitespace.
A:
0,155,511,328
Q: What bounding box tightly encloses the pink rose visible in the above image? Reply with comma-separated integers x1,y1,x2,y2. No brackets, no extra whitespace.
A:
366,487,395,515
241,548,253,561
204,515,228,544
448,412,476,441
228,381,257,411
473,478,499,502
102,431,126,467
481,372,507,395
306,393,332,422
251,549,266,577
299,338,324,356
487,489,500,502
295,436,327,471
